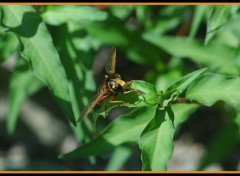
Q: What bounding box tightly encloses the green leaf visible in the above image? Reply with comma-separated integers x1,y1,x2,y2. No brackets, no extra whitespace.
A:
189,6,209,38
186,73,240,109
205,6,232,45
143,34,238,75
7,58,43,134
59,106,157,159
1,6,76,125
130,80,158,106
140,107,175,171
198,120,240,170
41,5,108,26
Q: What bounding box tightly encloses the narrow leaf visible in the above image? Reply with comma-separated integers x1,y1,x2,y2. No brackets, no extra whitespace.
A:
1,6,76,125
140,107,175,171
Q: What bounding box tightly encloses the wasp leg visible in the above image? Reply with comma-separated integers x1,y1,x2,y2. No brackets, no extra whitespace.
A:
109,95,129,105
125,81,142,95
103,103,107,118
122,89,140,95
97,102,108,118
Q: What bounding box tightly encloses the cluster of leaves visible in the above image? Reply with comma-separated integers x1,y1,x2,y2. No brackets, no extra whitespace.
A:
1,5,240,171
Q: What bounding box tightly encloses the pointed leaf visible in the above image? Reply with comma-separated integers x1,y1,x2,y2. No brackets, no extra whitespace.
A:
140,107,175,171
1,6,76,125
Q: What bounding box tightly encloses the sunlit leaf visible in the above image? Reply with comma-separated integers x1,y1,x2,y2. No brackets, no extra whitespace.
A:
140,107,175,171
1,6,76,125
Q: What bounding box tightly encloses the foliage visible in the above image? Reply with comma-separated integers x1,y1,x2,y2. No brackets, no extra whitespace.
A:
1,5,240,171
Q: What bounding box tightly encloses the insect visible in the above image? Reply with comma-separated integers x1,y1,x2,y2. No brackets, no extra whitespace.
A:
77,48,140,122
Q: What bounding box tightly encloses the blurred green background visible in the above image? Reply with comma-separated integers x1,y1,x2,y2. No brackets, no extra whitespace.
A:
0,5,240,171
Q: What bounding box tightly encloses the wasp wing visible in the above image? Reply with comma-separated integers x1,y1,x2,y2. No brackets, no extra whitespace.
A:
105,47,117,76
77,88,108,122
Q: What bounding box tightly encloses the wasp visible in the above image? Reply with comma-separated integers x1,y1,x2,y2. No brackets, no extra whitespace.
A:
77,48,140,122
